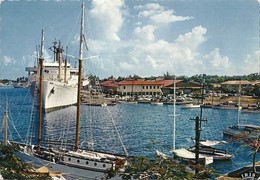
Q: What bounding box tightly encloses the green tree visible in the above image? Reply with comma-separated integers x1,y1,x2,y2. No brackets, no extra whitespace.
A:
116,156,215,179
0,144,51,180
119,156,193,179
163,72,175,80
233,131,260,174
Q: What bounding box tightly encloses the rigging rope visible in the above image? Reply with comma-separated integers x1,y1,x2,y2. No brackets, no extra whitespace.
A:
105,106,129,157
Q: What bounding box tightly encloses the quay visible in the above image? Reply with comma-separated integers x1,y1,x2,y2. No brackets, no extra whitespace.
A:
93,96,259,108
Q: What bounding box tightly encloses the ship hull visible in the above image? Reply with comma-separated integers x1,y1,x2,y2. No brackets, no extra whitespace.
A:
31,80,77,112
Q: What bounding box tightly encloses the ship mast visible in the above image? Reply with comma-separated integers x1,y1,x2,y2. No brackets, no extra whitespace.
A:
57,41,63,81
37,29,44,154
75,2,84,150
64,46,68,83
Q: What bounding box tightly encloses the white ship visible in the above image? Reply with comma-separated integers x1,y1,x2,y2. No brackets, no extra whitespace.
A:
13,3,128,177
26,41,82,112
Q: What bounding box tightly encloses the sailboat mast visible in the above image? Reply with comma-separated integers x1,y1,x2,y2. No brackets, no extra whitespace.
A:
237,83,241,126
37,29,44,154
173,77,176,150
3,98,8,145
199,77,205,126
75,2,84,150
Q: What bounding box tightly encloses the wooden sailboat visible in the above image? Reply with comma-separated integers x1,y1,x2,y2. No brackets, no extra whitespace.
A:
172,78,233,166
12,3,127,177
188,140,233,160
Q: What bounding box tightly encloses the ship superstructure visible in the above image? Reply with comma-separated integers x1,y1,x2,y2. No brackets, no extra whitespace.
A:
26,41,79,112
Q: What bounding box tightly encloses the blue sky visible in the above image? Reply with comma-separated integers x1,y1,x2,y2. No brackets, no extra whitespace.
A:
0,0,259,80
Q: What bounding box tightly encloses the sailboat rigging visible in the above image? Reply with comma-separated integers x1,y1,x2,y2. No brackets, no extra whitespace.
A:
74,0,84,151
223,83,260,137
172,77,233,170
37,29,44,154
156,77,178,159
11,3,127,177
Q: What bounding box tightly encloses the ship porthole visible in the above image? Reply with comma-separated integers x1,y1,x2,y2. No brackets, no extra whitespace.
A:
86,161,89,165
68,158,71,161
77,160,80,163
94,162,97,166
103,164,106,168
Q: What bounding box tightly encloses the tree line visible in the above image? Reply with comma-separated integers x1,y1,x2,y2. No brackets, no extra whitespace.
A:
90,72,260,83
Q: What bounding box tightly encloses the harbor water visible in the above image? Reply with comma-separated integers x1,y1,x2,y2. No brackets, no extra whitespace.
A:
0,87,260,175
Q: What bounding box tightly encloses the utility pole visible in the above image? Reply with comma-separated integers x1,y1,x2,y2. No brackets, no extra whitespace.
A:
190,74,207,175
190,116,207,175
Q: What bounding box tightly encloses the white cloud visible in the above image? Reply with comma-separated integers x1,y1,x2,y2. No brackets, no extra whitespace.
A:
100,25,208,77
175,26,207,50
134,25,156,41
203,48,231,74
145,55,157,69
22,55,35,67
137,3,193,24
71,34,80,45
119,61,135,71
90,0,124,41
86,2,252,78
240,51,260,75
2,56,15,66
87,13,243,78
145,3,164,11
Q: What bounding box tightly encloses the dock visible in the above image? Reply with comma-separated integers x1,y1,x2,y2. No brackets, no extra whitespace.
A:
81,91,116,106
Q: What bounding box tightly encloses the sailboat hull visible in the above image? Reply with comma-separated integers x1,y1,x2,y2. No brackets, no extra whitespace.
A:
188,146,233,160
13,142,125,173
15,150,108,179
61,153,114,171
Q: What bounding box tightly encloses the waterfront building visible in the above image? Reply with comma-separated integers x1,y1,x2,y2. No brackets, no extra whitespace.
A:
100,79,204,96
117,79,175,96
100,80,118,94
220,80,260,94
162,80,201,95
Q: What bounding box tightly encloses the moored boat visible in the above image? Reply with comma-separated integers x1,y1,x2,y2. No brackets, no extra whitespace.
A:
13,82,28,88
241,106,260,113
13,3,128,177
181,103,201,109
212,103,242,110
222,84,260,138
171,148,213,165
151,101,163,105
26,37,86,112
223,124,260,137
188,140,233,160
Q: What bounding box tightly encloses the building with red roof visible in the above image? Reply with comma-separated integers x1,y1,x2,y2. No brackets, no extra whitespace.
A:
117,79,178,96
99,80,118,94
